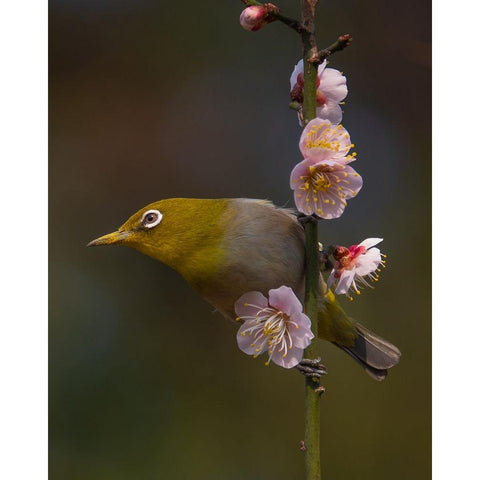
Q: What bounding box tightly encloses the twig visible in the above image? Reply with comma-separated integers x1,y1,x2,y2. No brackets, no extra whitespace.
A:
299,3,324,479
239,2,351,479
318,34,352,63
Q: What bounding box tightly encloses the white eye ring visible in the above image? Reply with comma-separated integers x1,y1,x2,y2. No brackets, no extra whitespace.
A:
141,209,163,229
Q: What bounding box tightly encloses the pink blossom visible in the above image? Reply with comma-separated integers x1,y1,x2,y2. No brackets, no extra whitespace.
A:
235,286,314,368
239,6,271,32
327,238,386,299
290,158,363,218
290,59,348,124
300,118,356,163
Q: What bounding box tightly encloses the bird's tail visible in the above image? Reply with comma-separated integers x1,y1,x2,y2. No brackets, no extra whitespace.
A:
334,322,401,381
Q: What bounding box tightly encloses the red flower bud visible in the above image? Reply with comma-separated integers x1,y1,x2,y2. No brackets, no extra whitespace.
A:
239,6,271,32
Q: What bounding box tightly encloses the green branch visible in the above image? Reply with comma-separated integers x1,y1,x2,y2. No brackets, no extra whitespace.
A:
300,3,323,480
240,2,352,479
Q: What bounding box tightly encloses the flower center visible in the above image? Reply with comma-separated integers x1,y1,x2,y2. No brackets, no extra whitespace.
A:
304,125,341,152
312,172,331,192
262,314,283,336
256,308,286,341
336,245,367,271
245,307,294,364
348,244,366,259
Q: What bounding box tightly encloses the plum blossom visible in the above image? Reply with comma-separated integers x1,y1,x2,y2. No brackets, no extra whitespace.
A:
290,59,347,124
239,5,276,32
327,238,386,299
290,158,363,218
300,118,356,163
235,286,314,368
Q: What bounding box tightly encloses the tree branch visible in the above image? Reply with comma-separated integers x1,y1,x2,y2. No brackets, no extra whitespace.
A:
318,34,352,63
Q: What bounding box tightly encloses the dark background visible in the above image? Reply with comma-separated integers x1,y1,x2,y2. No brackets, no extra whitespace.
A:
50,1,431,478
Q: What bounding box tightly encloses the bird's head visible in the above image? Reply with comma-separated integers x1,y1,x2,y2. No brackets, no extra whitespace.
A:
88,198,229,278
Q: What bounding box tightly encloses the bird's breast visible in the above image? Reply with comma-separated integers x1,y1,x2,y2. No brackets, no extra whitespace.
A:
188,200,306,319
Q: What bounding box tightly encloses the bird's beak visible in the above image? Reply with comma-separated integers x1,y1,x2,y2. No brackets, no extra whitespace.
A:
87,230,131,247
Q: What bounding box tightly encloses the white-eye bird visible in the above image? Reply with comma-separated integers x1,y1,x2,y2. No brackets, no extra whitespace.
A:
88,198,401,380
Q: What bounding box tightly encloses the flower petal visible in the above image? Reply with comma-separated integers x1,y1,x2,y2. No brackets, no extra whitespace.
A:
316,198,346,219
234,291,268,319
236,321,267,355
354,248,382,276
268,286,303,317
317,60,327,77
271,345,304,369
316,100,343,125
359,238,383,249
319,68,347,102
290,318,314,349
289,60,303,90
290,160,309,189
335,268,356,294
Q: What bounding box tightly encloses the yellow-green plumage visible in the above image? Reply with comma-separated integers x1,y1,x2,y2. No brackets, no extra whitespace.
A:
89,198,400,379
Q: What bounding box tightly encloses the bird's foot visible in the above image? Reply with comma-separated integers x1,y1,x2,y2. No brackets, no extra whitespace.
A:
296,358,327,393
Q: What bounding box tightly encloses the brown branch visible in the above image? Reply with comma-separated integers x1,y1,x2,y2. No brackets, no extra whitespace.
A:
318,34,352,64
240,1,352,66
300,0,320,64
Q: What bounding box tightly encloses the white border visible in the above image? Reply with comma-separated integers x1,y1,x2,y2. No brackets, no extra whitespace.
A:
433,1,478,478
2,1,476,479
0,1,48,479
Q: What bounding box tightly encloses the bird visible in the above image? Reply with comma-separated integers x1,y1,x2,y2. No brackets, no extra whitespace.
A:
88,197,400,380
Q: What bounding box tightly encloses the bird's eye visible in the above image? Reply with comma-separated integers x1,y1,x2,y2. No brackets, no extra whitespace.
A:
141,209,163,229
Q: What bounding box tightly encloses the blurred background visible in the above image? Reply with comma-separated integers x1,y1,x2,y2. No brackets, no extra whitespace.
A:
50,1,431,478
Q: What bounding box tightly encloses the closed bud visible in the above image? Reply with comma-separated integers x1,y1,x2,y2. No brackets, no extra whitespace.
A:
240,5,273,32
